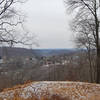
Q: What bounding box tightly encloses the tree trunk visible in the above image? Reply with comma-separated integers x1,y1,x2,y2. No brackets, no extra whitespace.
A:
87,48,93,82
94,0,100,83
96,47,100,83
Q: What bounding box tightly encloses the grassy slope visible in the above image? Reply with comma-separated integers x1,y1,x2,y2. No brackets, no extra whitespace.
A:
0,81,100,100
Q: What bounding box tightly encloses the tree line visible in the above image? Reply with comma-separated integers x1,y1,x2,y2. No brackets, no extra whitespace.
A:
65,0,100,83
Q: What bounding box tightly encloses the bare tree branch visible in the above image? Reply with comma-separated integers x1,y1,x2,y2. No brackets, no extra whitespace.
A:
65,0,100,83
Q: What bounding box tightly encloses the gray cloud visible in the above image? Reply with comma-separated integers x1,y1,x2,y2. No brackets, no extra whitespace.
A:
21,0,74,48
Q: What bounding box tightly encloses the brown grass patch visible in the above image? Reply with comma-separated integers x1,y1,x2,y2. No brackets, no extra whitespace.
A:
2,81,37,93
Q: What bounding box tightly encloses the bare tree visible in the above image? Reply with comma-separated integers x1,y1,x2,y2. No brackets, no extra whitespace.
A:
0,0,36,48
65,0,100,83
75,33,96,82
74,19,97,82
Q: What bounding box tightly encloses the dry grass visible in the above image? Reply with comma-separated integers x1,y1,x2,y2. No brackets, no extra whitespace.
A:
1,81,100,100
2,81,37,93
0,95,71,100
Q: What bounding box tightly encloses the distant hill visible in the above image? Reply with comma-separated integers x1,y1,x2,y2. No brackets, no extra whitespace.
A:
0,47,34,57
0,47,78,58
33,49,77,57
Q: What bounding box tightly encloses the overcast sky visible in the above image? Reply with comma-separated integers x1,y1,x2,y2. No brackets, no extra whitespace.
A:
21,0,75,49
